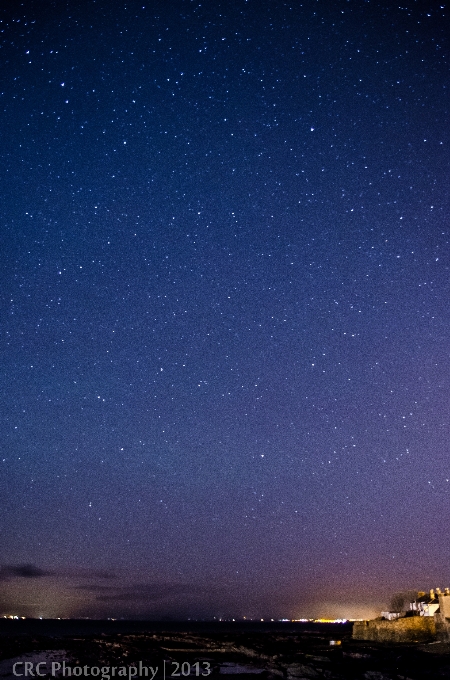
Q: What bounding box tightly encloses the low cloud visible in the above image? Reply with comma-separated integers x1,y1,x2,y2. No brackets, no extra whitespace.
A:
0,565,116,582
75,582,213,603
63,568,117,580
0,564,54,581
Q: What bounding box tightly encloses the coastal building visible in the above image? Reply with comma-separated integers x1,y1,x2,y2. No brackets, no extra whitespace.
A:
379,611,402,621
353,588,450,643
409,589,440,617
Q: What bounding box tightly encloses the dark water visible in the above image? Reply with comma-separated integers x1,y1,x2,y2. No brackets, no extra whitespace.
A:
0,618,352,638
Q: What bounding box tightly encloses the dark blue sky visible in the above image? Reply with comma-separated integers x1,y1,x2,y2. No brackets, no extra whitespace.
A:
1,0,449,620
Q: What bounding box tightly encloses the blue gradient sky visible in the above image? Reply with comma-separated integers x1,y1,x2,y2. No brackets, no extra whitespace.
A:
1,0,449,619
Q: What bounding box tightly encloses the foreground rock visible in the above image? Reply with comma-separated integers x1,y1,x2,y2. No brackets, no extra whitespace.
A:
1,625,450,679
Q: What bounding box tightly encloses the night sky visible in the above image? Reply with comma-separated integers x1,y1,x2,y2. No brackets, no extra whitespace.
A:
1,0,449,621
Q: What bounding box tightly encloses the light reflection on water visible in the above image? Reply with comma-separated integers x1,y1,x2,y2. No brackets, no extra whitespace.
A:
219,663,265,674
0,651,68,679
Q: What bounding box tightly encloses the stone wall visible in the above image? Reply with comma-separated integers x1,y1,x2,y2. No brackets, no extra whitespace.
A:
353,616,436,643
435,612,450,641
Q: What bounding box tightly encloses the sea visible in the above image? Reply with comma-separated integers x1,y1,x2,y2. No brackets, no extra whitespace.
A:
0,618,352,637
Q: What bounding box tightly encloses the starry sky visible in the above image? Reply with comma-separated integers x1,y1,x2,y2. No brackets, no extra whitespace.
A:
1,0,449,621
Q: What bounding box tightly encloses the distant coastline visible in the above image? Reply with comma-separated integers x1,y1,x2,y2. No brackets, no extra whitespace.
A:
0,618,353,637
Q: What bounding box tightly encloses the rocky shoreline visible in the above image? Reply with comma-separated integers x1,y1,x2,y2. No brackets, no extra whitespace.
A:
1,626,450,679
